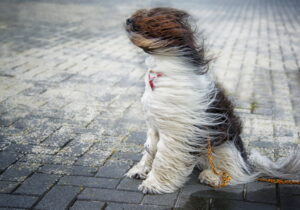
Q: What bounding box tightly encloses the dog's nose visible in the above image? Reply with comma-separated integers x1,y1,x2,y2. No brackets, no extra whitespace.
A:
126,18,133,25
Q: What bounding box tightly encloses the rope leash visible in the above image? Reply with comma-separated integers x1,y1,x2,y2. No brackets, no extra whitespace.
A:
207,140,232,188
207,140,300,188
257,178,300,185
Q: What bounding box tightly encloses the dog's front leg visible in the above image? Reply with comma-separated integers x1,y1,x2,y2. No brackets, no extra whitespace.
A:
138,134,196,194
125,128,159,179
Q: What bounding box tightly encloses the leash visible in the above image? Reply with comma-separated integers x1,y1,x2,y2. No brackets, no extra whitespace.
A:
207,140,300,188
207,140,232,188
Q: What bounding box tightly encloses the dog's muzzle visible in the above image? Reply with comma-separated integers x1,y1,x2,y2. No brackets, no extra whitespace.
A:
126,18,133,25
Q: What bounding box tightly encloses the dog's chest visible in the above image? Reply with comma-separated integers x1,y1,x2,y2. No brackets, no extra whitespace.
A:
141,57,158,119
141,70,155,116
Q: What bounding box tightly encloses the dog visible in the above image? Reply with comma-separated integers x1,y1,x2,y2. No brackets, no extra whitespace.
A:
124,7,300,194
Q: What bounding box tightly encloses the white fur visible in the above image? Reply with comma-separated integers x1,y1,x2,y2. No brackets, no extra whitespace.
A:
126,53,300,194
127,54,224,193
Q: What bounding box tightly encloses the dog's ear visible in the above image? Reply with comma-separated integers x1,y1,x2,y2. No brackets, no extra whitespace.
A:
128,33,169,52
148,7,189,19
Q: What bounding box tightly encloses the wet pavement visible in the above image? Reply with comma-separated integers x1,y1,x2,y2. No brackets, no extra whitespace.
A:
0,0,300,209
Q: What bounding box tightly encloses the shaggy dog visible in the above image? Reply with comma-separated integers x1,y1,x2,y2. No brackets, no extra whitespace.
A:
124,7,300,194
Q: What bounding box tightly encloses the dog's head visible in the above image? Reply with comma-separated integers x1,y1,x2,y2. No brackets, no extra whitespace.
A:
125,8,210,70
125,8,196,54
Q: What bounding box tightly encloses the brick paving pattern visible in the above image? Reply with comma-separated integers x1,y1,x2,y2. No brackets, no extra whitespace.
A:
0,0,299,209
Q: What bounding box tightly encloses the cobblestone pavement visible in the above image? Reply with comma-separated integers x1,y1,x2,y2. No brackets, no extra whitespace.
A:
0,0,300,209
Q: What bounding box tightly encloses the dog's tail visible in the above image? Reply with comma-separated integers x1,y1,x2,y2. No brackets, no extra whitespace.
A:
248,147,300,181
224,142,300,185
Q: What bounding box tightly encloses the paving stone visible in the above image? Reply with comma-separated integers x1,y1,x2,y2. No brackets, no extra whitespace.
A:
5,143,59,155
280,195,300,210
279,185,300,210
0,181,19,193
96,161,132,178
117,177,143,191
246,182,277,204
38,164,97,176
0,162,40,182
58,175,119,189
41,127,75,145
279,185,300,195
75,151,110,167
35,185,81,209
143,192,178,206
0,152,18,171
176,184,244,208
126,131,146,145
70,200,105,210
78,188,143,203
58,140,94,157
0,194,37,208
183,198,277,210
14,173,60,195
112,152,143,162
21,154,77,165
106,203,168,210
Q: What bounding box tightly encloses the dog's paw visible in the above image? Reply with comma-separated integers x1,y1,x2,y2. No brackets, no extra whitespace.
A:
198,169,221,187
125,164,150,180
138,179,162,194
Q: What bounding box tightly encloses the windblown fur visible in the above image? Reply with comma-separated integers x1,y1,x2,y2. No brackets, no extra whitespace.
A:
125,7,300,194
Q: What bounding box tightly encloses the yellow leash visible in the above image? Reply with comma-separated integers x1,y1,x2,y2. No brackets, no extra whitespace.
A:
257,178,300,185
207,140,300,188
207,140,232,188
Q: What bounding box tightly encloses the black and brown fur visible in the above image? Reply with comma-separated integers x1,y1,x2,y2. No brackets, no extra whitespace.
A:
126,7,210,70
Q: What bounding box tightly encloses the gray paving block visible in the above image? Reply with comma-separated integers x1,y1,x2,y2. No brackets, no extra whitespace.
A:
246,182,276,204
279,185,300,210
5,143,59,155
75,152,109,167
182,184,243,199
0,194,37,208
96,161,131,178
279,185,300,195
41,127,75,147
113,152,142,162
0,162,40,182
182,197,277,210
143,192,178,206
212,199,277,210
127,131,146,145
15,173,60,195
70,200,105,210
280,194,300,210
78,188,143,203
0,181,19,193
58,140,94,157
106,203,168,210
0,152,18,171
35,185,81,209
117,177,142,191
38,164,97,176
58,175,119,189
176,184,244,208
21,154,77,165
